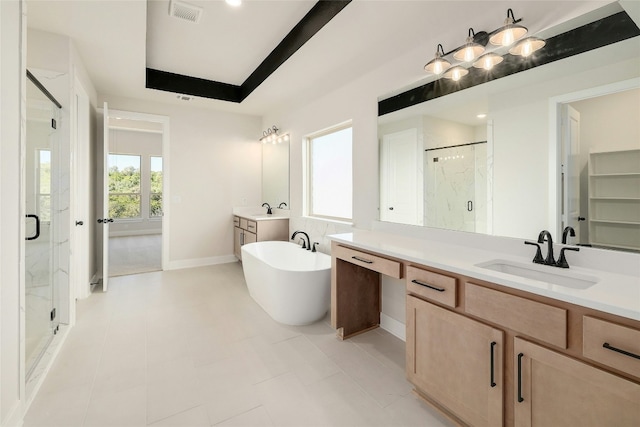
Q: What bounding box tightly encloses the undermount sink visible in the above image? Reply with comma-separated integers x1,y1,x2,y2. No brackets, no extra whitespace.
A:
475,259,599,289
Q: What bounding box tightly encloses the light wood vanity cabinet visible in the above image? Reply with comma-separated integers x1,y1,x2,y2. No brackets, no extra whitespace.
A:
332,242,640,426
407,296,503,427
404,265,640,426
514,337,640,427
233,215,288,260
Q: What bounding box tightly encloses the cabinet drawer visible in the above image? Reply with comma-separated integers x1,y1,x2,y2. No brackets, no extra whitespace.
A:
246,220,257,233
583,316,640,379
334,245,401,278
465,283,567,348
239,217,248,230
406,265,457,308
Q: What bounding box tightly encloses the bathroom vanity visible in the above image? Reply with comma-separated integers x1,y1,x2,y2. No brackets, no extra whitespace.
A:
233,213,288,260
329,230,640,427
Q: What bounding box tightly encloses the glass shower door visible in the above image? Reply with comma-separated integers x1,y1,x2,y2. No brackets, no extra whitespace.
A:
25,75,60,376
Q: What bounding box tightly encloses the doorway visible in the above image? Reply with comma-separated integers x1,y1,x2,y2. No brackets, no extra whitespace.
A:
97,106,170,288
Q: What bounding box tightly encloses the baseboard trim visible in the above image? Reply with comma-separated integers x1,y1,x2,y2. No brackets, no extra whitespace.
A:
109,230,161,237
380,313,406,342
167,255,237,270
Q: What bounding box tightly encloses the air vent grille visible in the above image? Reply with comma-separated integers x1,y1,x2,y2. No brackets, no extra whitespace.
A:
169,0,203,23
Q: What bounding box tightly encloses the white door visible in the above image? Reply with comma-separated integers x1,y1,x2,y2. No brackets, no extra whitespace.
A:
101,101,111,291
380,129,421,225
562,105,582,242
71,77,91,304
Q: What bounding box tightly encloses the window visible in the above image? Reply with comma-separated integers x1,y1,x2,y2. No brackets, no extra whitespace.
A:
108,154,141,219
307,124,353,221
150,156,163,217
37,150,51,222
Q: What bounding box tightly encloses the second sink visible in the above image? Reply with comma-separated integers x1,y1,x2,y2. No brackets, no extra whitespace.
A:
476,259,599,289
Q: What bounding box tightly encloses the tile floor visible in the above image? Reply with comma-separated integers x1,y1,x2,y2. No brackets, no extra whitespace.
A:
109,235,162,277
24,262,453,427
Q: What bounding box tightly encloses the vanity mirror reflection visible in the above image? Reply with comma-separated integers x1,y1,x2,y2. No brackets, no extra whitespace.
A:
262,138,290,209
378,3,640,252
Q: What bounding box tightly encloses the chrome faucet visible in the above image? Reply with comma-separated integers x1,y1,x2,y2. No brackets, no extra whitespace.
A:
537,230,555,266
262,202,272,215
562,226,575,244
291,230,310,250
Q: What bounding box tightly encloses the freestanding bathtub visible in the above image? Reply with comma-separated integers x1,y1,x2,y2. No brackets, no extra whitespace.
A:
241,241,331,326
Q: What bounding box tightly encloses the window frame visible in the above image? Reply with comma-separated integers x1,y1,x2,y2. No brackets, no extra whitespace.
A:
149,155,163,219
305,121,353,222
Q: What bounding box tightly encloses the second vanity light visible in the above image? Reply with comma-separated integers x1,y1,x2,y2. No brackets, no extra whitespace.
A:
260,125,290,144
424,8,546,80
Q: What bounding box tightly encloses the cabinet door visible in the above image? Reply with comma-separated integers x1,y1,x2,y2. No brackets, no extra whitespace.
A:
514,337,640,427
234,227,243,260
244,231,257,245
406,296,503,427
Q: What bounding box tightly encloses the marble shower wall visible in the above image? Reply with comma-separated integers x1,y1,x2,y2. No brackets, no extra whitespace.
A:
289,216,353,255
425,143,487,233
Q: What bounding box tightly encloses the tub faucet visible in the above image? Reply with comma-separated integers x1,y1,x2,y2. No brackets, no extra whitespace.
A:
291,231,311,250
537,230,555,266
262,203,272,215
562,226,575,244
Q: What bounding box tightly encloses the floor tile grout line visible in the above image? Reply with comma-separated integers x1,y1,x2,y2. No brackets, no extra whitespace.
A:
210,404,265,426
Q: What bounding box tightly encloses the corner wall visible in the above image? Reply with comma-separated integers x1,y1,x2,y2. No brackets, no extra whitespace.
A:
1,0,24,424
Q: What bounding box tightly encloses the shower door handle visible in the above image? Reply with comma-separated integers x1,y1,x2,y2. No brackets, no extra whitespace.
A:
26,214,41,241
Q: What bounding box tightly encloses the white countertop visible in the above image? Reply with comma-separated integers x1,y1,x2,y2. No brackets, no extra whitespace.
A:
233,207,290,221
328,230,640,321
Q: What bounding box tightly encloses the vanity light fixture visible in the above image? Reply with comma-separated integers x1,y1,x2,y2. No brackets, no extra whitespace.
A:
443,66,468,82
423,9,544,81
424,44,451,75
489,8,527,47
473,52,503,70
260,125,290,144
509,37,546,57
453,28,485,62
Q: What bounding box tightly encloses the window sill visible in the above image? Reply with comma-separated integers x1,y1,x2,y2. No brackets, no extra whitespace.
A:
303,216,354,227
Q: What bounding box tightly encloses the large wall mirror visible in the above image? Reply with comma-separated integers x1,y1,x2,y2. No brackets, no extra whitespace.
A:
262,140,290,209
378,3,640,252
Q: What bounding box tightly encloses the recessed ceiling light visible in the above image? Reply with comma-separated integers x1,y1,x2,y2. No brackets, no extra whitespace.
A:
226,0,242,6
477,113,487,119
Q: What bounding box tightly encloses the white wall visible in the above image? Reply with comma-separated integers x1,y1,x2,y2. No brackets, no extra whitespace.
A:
108,129,163,236
1,1,24,424
99,95,262,269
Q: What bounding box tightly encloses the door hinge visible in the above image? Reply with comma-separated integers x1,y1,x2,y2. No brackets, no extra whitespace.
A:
50,308,56,321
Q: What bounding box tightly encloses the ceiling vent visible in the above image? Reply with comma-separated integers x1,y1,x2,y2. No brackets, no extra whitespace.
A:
169,0,203,24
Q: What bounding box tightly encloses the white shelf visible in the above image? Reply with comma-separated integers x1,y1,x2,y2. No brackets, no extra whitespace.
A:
588,149,640,251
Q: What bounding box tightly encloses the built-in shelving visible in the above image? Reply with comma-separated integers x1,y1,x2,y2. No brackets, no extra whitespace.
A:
588,149,640,251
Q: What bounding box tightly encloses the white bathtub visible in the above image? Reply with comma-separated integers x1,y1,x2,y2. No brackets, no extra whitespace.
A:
241,241,331,326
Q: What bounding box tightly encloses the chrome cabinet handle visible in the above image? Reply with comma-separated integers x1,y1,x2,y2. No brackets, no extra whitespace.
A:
603,342,640,360
411,279,445,292
352,256,373,264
